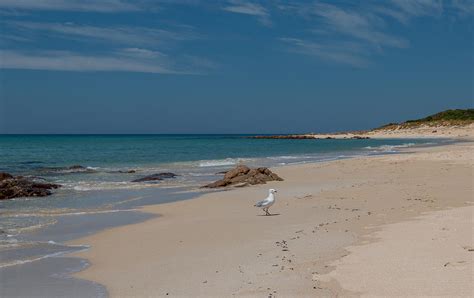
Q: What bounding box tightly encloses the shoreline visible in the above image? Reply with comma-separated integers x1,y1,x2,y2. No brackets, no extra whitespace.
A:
249,123,474,140
68,135,473,296
0,136,444,287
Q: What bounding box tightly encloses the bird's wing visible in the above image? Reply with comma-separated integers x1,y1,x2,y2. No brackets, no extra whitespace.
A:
254,197,269,207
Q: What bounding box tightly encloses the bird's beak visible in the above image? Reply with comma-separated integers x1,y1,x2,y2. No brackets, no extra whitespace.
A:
274,190,278,193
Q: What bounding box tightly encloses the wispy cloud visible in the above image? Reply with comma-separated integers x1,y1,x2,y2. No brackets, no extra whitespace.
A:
369,6,411,24
222,0,271,26
0,49,172,73
276,0,473,66
375,0,472,20
450,0,474,16
303,3,409,49
0,48,213,74
1,0,471,71
277,2,410,67
0,19,211,74
280,37,370,67
0,0,142,12
279,1,422,67
390,0,443,17
119,47,167,59
6,21,199,46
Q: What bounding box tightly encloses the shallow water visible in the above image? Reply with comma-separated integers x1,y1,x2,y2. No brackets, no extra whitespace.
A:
0,256,107,298
0,135,446,297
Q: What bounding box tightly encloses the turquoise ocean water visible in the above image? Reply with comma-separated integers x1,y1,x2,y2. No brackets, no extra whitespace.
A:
0,134,442,297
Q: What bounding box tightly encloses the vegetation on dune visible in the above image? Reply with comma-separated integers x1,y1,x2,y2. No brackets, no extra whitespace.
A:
376,109,474,130
406,109,474,123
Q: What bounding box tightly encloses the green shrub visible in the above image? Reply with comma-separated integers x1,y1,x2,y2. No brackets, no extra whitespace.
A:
376,109,474,129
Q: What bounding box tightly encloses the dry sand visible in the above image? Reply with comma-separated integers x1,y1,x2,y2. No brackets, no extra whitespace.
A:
321,206,473,297
70,132,473,297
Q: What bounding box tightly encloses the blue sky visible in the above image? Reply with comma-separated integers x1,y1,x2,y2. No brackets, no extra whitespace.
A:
0,0,472,134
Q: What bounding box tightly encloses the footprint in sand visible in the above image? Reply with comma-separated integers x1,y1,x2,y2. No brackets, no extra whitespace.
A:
443,261,467,268
296,194,313,200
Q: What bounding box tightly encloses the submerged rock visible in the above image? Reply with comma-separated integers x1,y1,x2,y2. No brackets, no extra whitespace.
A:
37,165,97,174
132,172,178,183
249,135,316,139
107,169,137,174
68,165,85,170
0,173,61,200
202,165,283,188
118,170,137,174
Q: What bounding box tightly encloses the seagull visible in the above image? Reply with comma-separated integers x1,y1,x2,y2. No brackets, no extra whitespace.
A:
254,189,277,216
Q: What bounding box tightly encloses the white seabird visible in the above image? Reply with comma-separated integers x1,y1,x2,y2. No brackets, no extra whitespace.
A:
254,189,277,215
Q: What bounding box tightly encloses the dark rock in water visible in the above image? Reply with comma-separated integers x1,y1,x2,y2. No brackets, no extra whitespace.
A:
0,172,14,181
132,172,178,183
69,165,85,169
107,170,137,174
249,134,371,140
0,173,61,200
351,136,370,139
37,165,97,174
215,171,228,175
202,165,283,188
249,135,316,139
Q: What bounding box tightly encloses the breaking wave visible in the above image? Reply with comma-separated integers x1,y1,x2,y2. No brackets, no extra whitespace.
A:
198,158,244,167
365,143,416,152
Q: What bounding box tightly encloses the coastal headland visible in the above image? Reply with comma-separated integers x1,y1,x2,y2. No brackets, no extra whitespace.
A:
249,109,474,140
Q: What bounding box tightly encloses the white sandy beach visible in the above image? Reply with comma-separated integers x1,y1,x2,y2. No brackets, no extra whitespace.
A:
302,123,474,140
323,206,473,297
70,127,474,297
1,0,471,295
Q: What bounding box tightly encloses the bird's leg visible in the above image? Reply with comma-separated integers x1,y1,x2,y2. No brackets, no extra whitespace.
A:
265,208,270,216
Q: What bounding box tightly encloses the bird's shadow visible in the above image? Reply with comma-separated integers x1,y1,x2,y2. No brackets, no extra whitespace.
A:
257,213,280,216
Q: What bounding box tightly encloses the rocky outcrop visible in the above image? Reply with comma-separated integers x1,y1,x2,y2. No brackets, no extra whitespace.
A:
132,172,178,182
248,135,370,140
0,172,61,200
249,135,316,139
202,165,283,188
351,136,370,139
0,172,14,181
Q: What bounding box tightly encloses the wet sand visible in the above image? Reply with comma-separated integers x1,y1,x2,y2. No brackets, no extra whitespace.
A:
70,138,473,296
